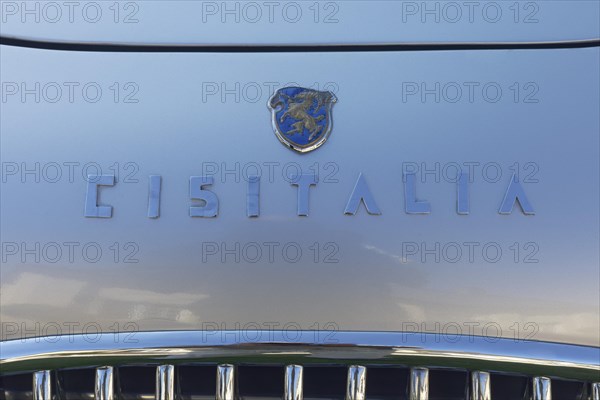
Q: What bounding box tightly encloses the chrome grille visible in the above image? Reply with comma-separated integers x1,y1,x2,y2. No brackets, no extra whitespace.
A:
1,331,599,400
1,365,597,400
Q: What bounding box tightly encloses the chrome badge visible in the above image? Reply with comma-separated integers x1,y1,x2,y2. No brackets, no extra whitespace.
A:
268,87,337,153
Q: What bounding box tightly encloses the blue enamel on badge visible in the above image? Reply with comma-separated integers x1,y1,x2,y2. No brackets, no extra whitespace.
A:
268,87,337,153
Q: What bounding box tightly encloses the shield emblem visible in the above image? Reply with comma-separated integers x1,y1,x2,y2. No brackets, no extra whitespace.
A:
267,87,337,153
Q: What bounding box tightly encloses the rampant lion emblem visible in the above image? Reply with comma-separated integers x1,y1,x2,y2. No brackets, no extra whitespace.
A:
268,87,337,153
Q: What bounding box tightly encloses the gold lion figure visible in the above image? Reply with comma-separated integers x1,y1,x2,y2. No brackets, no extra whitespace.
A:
270,90,333,141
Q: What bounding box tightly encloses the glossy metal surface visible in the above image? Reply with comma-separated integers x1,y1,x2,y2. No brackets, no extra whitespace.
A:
84,175,115,218
471,371,491,400
1,45,599,347
246,176,260,217
147,175,161,219
95,366,114,400
593,383,600,400
267,87,336,153
284,365,303,400
409,367,429,400
404,173,431,214
291,174,317,216
1,1,598,45
532,376,551,400
346,365,367,400
498,173,535,215
457,172,469,215
32,370,50,400
344,174,381,215
217,364,235,400
156,365,175,400
189,176,219,217
1,331,598,380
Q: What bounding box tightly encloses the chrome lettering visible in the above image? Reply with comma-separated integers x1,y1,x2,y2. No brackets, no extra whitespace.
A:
344,173,381,215
291,174,317,216
247,175,260,217
147,175,161,219
84,174,114,218
457,172,469,215
404,172,431,214
190,176,219,217
499,173,535,215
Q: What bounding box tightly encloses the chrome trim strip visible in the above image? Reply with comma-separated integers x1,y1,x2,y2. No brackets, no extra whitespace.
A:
217,364,235,400
32,370,51,400
1,331,598,380
284,365,303,400
593,383,600,400
95,366,114,400
156,365,175,400
1,36,599,53
409,367,429,400
533,376,551,400
471,371,491,400
346,365,367,400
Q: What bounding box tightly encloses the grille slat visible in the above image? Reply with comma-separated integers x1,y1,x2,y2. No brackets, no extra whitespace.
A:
94,366,114,400
217,364,235,400
346,366,366,400
156,365,175,400
471,371,491,400
409,367,429,400
284,365,303,400
32,371,50,400
533,376,552,400
594,382,600,400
